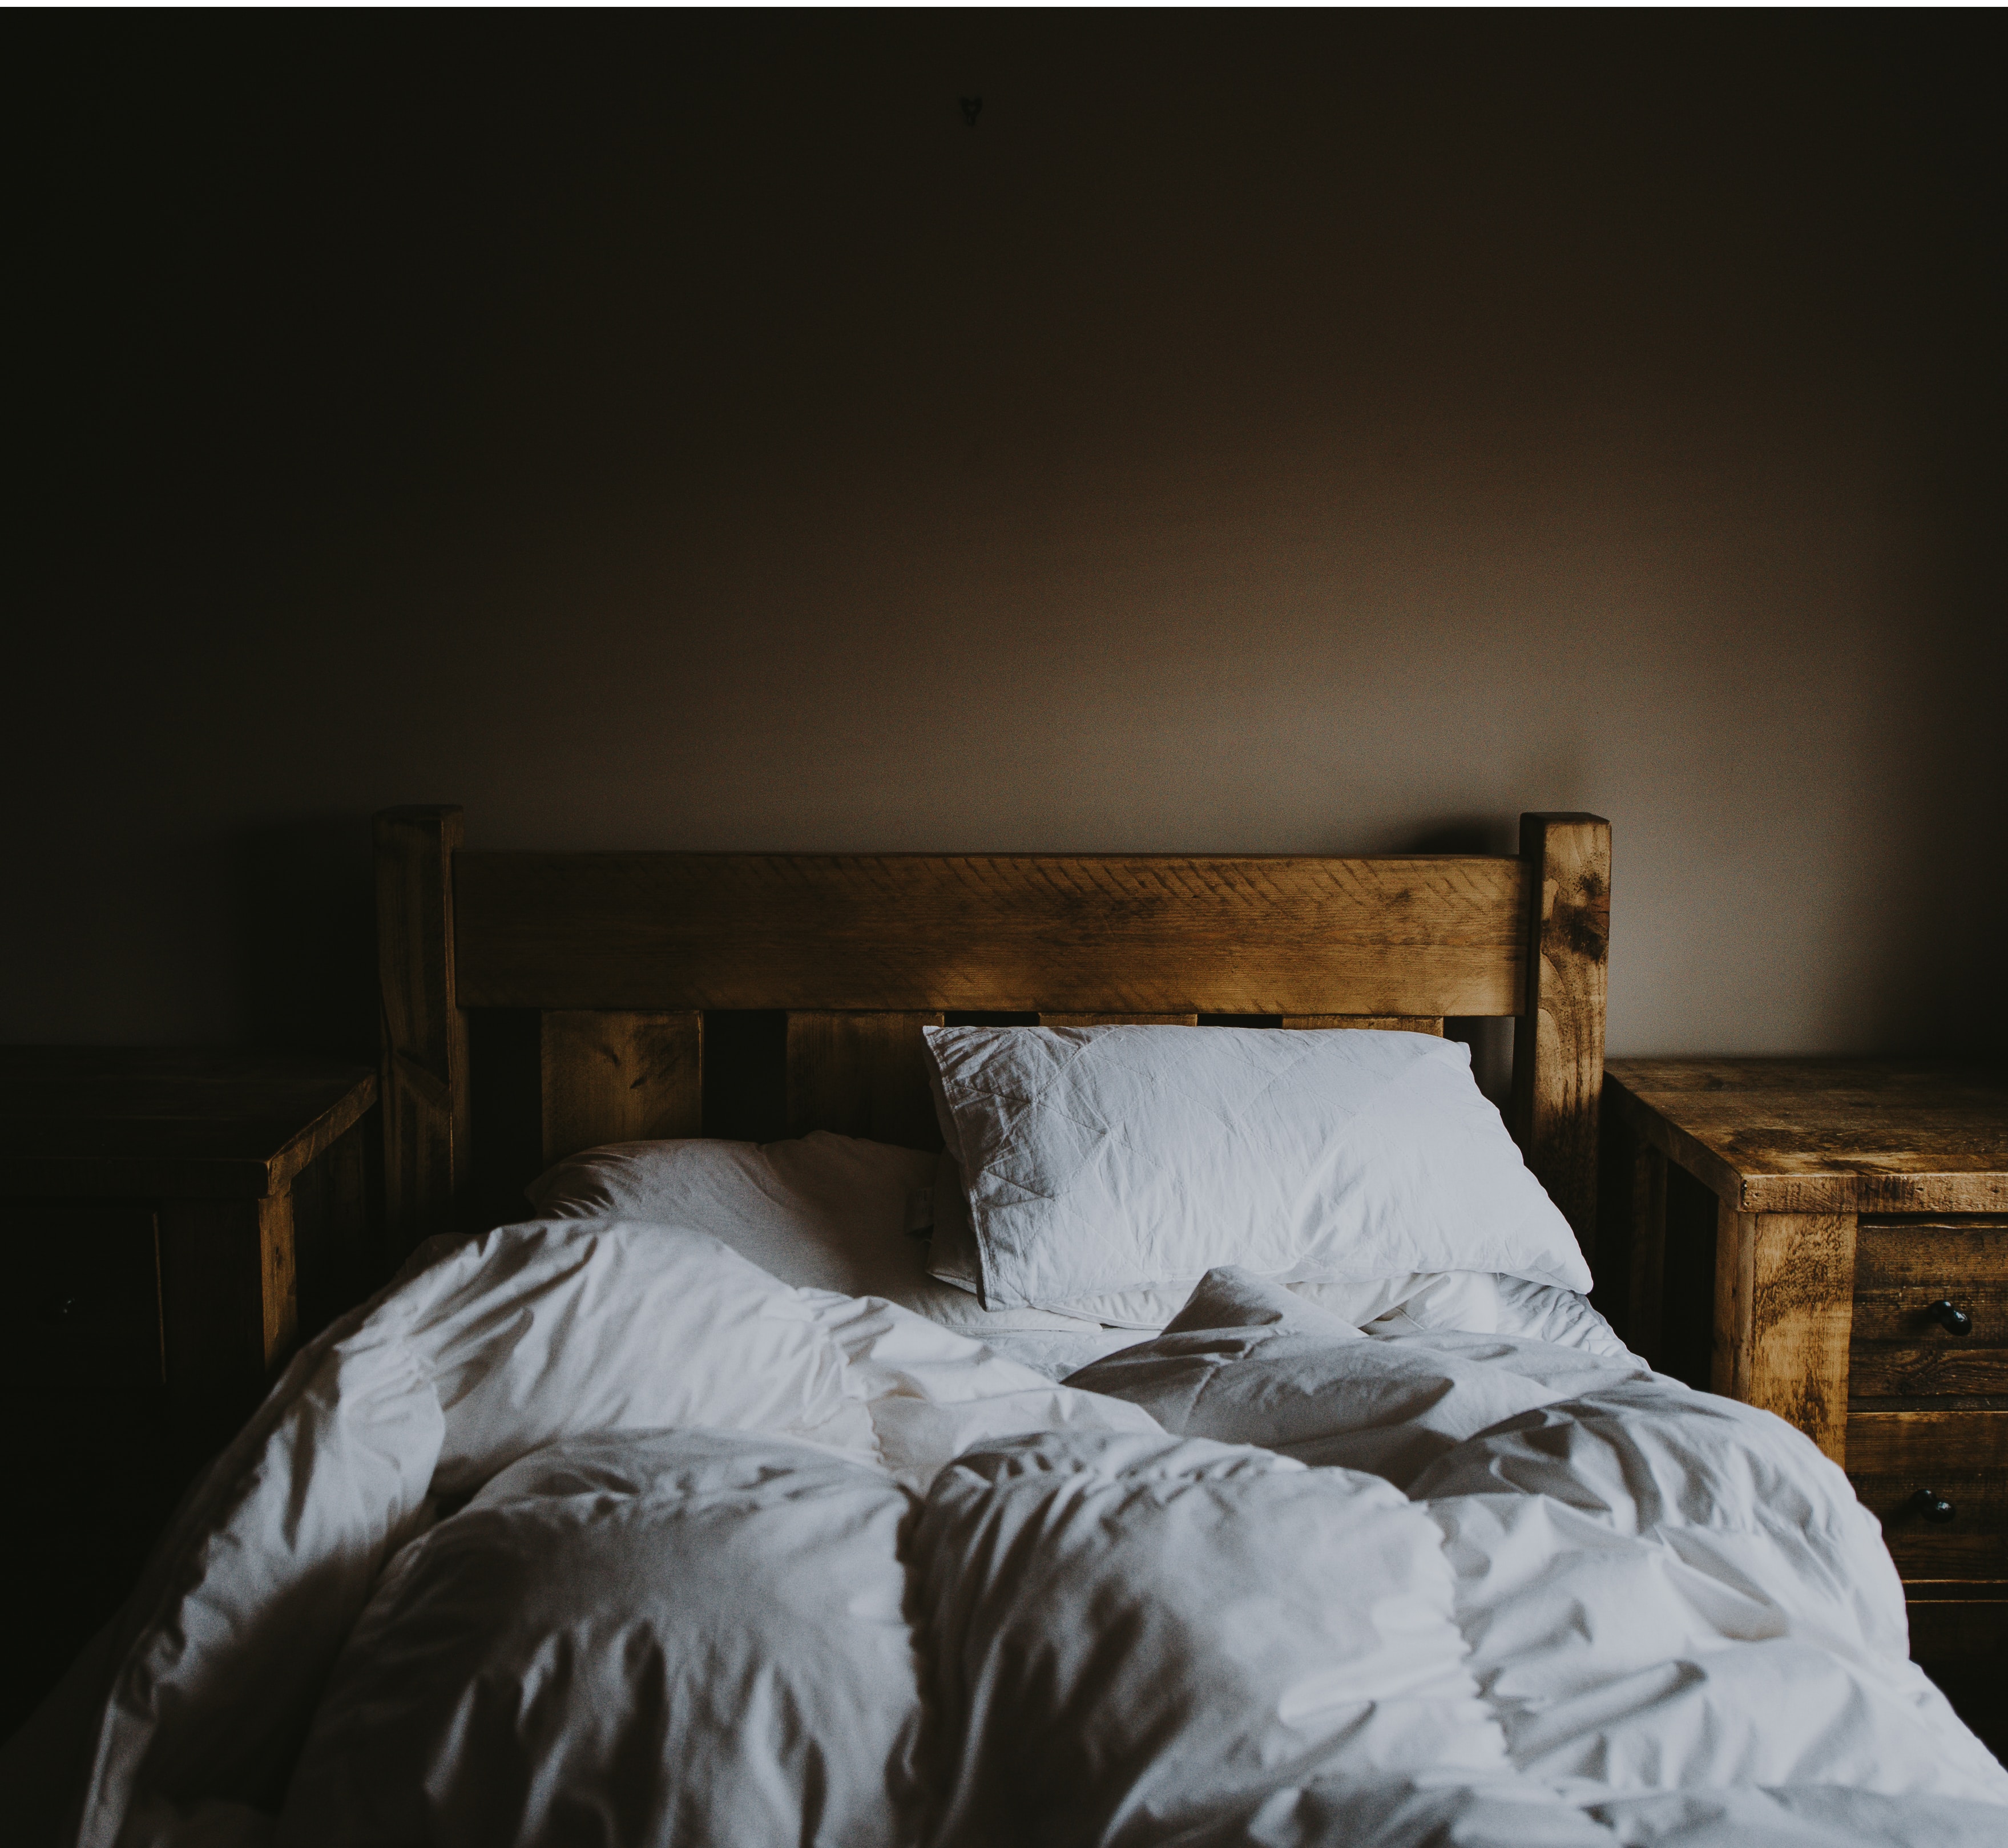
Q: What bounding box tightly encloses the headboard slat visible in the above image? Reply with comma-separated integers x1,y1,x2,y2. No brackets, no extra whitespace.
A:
453,852,1532,1016
785,1012,945,1150
539,1010,703,1169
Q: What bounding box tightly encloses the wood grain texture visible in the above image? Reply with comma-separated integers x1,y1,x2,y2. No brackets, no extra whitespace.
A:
1712,1202,1752,1401
1278,1015,1445,1034
1855,1220,2008,1291
1713,1207,1857,1462
540,1011,703,1167
1611,1060,2002,1095
1850,1222,2006,1363
1849,1345,2008,1397
1847,1410,2008,1475
1752,1212,1857,1462
1852,1283,2008,1346
1038,1014,1199,1027
1884,1531,2008,1583
1603,1061,2008,1214
1509,814,1610,1260
786,1012,945,1151
377,806,468,1254
454,852,1533,1016
260,1191,298,1366
0,1049,376,1199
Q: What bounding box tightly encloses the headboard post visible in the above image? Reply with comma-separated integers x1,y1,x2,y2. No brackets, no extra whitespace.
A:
376,805,469,1258
1510,812,1611,1263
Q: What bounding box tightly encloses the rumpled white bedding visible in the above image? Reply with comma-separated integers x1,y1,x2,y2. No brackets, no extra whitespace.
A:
1067,1273,2008,1819
4,1221,2002,1848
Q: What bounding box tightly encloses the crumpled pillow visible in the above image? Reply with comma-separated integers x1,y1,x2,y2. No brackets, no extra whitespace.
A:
529,1131,1104,1336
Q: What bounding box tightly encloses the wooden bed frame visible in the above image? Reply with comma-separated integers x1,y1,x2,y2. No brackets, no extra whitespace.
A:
374,808,1611,1271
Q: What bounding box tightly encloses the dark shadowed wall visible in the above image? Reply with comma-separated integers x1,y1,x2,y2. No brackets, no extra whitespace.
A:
10,13,2002,1063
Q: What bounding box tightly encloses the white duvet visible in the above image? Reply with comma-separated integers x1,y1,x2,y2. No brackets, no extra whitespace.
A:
5,1221,2002,1848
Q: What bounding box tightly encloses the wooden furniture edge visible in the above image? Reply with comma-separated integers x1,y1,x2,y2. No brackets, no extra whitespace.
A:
264,1070,380,1195
1602,1062,2008,1215
0,1068,377,1200
1711,1205,1858,1463
1602,1074,1750,1208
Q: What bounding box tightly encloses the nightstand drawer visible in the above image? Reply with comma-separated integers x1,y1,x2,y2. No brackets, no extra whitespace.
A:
0,1203,163,1394
1853,1472,2006,1578
1850,1218,2008,1398
1847,1410,2007,1580
1852,1217,2008,1343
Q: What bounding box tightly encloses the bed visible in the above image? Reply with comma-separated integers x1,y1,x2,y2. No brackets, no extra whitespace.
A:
6,806,2005,1847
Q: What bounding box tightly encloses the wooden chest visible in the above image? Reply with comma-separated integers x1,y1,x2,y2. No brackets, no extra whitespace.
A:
1599,1058,2007,1669
0,1048,381,1738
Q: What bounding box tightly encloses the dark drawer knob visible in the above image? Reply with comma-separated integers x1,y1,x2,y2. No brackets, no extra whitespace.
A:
1927,1300,1973,1337
1912,1489,1956,1524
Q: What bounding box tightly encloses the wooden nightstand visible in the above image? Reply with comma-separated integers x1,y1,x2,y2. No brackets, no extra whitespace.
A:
0,1048,380,1738
1599,1057,2007,1680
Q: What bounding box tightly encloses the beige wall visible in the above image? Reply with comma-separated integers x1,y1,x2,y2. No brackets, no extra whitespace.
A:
10,14,2000,1060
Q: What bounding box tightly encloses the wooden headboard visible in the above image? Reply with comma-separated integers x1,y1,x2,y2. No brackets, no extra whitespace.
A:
375,809,1610,1268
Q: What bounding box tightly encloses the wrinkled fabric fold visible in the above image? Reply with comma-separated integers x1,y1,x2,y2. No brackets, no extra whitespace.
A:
7,1241,2003,1848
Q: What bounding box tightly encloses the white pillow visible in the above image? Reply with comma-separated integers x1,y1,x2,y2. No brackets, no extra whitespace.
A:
933,1149,1475,1330
924,1023,1592,1313
526,1132,1102,1338
937,1153,1619,1343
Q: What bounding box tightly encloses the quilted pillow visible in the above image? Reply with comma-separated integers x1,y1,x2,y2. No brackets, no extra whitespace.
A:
923,1024,1591,1314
